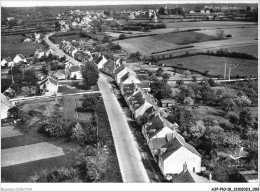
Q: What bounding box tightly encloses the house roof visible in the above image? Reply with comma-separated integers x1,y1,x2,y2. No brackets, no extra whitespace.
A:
17,54,26,60
161,137,201,160
172,169,217,183
123,83,136,98
140,81,150,89
36,49,44,53
53,70,65,78
69,65,83,73
161,98,176,104
48,77,58,86
96,56,103,64
103,60,116,73
115,64,125,74
120,72,129,83
3,57,12,62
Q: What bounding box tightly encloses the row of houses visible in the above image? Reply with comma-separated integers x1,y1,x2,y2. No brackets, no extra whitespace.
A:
111,64,217,182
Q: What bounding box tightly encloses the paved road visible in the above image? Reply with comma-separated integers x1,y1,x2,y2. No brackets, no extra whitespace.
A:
98,75,150,182
44,33,150,182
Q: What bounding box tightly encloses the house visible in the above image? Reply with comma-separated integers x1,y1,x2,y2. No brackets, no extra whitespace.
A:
65,65,83,79
34,33,41,43
172,163,218,182
115,65,129,84
161,98,176,108
140,82,151,93
71,48,78,58
34,49,45,59
13,54,27,64
23,38,32,43
1,93,13,119
120,72,142,94
142,112,180,157
45,48,54,57
52,70,66,80
102,60,116,76
237,170,258,183
96,55,108,69
39,76,59,95
158,136,202,175
1,57,14,67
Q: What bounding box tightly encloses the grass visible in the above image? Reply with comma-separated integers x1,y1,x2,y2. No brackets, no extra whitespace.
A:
1,35,48,58
153,31,218,45
58,82,100,94
228,44,258,58
160,55,258,76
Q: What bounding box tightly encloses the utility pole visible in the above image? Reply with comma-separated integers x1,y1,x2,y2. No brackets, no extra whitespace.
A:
224,61,227,79
228,66,231,81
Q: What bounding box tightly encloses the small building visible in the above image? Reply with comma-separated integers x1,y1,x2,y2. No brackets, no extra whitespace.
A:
237,170,258,183
34,49,45,59
39,76,59,95
102,59,116,76
23,38,32,43
115,65,129,85
1,57,14,67
158,136,202,175
161,98,176,108
65,65,83,79
13,54,27,64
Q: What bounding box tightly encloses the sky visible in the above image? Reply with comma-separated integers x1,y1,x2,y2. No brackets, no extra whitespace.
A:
1,0,258,7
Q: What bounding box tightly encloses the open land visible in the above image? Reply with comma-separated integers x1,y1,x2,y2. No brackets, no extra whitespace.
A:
1,35,48,58
160,55,258,76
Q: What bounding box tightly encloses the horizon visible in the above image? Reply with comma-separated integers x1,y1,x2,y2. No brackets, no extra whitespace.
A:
1,0,258,7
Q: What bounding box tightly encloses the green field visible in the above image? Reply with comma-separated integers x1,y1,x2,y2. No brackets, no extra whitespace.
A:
118,31,218,55
160,55,258,76
153,31,218,45
1,35,48,59
227,44,258,58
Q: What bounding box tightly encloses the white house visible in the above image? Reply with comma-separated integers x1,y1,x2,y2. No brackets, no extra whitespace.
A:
65,64,83,79
71,48,78,58
34,49,45,59
13,54,27,64
39,76,59,95
1,93,13,119
1,57,14,67
96,55,108,69
158,136,202,175
115,65,129,84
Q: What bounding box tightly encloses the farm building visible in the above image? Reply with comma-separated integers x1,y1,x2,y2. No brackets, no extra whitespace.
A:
39,76,59,95
1,93,13,119
13,54,27,64
34,49,45,59
158,136,202,175
1,57,14,67
172,163,218,183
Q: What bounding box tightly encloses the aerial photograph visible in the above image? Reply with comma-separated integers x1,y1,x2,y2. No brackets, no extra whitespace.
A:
1,0,258,189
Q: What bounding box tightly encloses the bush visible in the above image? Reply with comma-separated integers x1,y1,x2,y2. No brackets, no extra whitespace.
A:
28,110,42,117
71,123,86,146
29,167,80,183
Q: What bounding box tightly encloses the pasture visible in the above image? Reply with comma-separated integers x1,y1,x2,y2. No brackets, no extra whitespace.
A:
1,35,48,59
226,44,258,58
160,55,258,76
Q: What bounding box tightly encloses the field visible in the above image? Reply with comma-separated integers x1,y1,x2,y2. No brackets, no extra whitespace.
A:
166,21,257,29
153,31,218,45
227,44,258,58
160,55,258,76
1,35,48,59
50,32,88,44
118,31,219,55
197,27,258,41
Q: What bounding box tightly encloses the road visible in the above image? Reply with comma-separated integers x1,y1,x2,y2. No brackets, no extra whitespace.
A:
44,33,150,182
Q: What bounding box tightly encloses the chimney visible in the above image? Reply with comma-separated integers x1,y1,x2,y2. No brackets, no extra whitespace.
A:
183,162,187,171
193,167,195,173
209,173,212,181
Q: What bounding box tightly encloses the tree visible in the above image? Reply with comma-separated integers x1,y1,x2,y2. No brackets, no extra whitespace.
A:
216,30,225,39
23,69,38,92
102,36,110,43
176,80,184,87
81,62,99,89
207,78,216,87
158,7,165,15
239,109,253,129
200,82,216,105
157,67,164,76
162,73,170,82
42,64,51,75
246,6,251,12
118,34,126,40
60,55,66,62
143,26,151,32
8,106,20,119
82,97,98,112
183,70,191,78
219,95,237,114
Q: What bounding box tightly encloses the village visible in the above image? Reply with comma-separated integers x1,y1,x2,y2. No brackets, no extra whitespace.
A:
1,2,258,185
